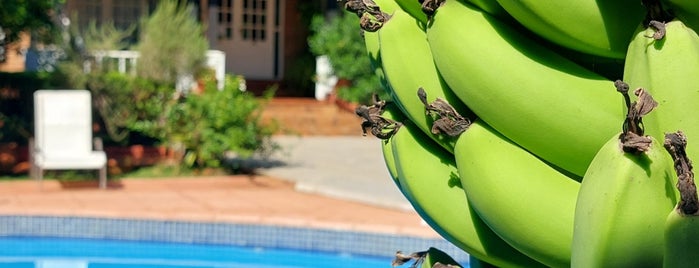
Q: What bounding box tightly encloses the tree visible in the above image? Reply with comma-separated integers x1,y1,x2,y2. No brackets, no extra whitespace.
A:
136,0,208,86
0,0,62,62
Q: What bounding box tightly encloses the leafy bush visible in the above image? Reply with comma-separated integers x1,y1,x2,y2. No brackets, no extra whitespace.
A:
163,74,278,169
86,71,173,145
307,13,387,104
86,71,278,171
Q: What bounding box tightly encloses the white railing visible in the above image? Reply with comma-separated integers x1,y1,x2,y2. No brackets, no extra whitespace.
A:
87,50,227,90
92,50,140,75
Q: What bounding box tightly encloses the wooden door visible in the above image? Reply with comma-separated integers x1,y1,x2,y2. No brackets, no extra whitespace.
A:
214,0,283,80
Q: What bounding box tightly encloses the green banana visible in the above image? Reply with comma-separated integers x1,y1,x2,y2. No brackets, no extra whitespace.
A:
619,24,651,91
454,120,580,268
664,0,699,31
392,247,464,267
426,0,623,176
421,247,463,268
468,256,498,268
572,136,676,267
391,118,545,267
364,31,392,98
394,0,428,24
362,0,399,97
663,131,699,268
379,103,405,189
662,131,699,268
555,48,626,82
571,86,678,267
458,0,510,19
664,203,699,268
623,20,699,176
379,7,472,153
494,0,645,58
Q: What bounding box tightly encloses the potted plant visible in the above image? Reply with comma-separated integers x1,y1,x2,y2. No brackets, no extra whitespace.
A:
308,12,387,106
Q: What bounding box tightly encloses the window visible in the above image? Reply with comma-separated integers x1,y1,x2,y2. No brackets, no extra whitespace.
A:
218,0,234,40
241,0,266,41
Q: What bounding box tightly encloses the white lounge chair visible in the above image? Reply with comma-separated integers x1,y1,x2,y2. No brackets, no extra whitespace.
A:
30,89,108,189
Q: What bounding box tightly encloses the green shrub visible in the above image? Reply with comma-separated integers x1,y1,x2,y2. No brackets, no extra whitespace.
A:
307,13,387,104
164,74,278,169
86,71,173,145
86,71,279,171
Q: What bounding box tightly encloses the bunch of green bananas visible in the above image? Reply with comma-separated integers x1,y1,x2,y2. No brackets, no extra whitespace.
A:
345,0,699,267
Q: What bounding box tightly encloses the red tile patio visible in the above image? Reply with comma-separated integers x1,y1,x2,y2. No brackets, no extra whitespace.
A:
0,175,439,238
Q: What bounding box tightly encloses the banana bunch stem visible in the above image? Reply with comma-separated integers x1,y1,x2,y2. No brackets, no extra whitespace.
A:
417,87,471,137
355,95,403,139
614,80,657,153
662,131,699,268
341,0,391,31
664,132,699,215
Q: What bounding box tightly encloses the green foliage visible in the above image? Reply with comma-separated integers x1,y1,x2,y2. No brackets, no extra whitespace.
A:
84,70,280,171
0,0,62,43
85,72,174,144
83,20,136,51
163,74,278,169
86,71,279,170
13,1,278,173
307,13,386,104
283,52,316,97
308,13,368,78
136,0,208,85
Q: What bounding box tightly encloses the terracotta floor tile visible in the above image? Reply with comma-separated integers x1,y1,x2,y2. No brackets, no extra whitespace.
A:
0,176,440,238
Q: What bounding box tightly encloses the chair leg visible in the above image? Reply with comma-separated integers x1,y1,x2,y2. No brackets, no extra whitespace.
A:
99,166,107,189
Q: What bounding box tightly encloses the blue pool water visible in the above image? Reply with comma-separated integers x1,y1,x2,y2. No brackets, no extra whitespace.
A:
0,237,391,268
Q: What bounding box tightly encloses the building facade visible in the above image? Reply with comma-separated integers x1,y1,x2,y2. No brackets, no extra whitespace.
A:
1,0,339,94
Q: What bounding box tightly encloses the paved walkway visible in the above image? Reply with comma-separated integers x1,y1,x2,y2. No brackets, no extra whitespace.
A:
0,135,437,238
258,135,414,211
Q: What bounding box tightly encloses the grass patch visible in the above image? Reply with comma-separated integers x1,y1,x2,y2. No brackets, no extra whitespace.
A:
122,164,228,179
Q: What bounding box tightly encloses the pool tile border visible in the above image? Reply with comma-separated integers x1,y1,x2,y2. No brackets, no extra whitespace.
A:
0,215,469,263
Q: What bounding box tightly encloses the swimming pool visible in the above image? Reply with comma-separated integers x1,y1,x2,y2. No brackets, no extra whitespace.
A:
0,237,389,268
0,216,470,267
